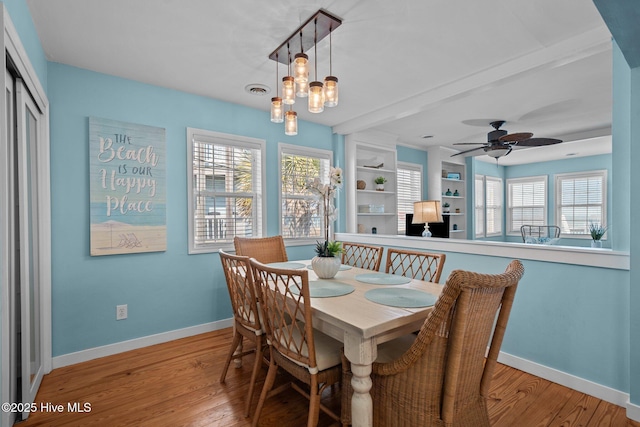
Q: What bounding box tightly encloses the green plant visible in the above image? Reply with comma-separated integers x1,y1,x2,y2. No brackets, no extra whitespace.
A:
443,202,450,208
589,222,608,240
315,240,343,257
374,176,387,184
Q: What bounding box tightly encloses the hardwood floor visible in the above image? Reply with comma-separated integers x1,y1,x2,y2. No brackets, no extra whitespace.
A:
18,329,639,427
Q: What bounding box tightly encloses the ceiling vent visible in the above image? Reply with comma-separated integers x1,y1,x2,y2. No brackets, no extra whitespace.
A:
245,84,270,96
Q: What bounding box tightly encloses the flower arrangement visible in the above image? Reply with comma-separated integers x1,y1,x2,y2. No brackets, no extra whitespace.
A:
589,221,608,240
306,166,343,255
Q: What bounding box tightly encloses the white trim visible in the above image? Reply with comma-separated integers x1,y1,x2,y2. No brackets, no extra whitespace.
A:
627,400,640,423
334,233,630,270
52,318,233,369
497,351,631,411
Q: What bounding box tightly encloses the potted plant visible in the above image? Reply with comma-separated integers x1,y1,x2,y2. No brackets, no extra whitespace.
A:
374,176,387,191
311,240,343,278
589,222,607,248
442,202,450,213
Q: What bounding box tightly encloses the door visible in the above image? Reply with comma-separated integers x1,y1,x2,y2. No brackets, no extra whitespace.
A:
15,78,44,419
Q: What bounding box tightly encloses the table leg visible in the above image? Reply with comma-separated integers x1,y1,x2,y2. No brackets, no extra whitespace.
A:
344,333,377,427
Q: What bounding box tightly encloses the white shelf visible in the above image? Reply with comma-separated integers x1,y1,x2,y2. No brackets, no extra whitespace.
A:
357,213,396,216
357,189,396,195
444,213,465,216
442,195,463,199
357,166,395,174
442,178,465,183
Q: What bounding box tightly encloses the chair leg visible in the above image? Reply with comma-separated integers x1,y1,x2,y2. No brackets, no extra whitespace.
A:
251,353,278,427
307,376,321,427
244,337,264,418
219,331,242,383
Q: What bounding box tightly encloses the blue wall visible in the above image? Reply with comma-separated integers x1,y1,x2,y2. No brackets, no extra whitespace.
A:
47,63,334,356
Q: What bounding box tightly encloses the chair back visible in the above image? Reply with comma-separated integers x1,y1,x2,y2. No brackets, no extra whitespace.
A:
250,259,318,372
520,225,560,242
219,249,262,333
385,248,446,282
436,260,524,423
234,236,288,264
341,242,383,271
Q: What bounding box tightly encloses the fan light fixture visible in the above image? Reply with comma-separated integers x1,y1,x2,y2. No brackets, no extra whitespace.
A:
485,146,512,158
268,10,342,135
412,200,443,237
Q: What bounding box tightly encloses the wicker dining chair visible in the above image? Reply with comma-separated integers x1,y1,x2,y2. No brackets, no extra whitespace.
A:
234,235,288,264
250,259,343,427
341,242,384,271
385,248,446,283
341,260,525,427
218,250,266,418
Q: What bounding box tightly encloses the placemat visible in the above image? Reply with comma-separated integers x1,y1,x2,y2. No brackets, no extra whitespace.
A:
355,273,411,285
306,264,352,271
365,288,438,308
266,262,306,269
289,280,355,298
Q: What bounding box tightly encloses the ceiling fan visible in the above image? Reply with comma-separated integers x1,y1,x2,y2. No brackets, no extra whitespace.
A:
451,120,563,160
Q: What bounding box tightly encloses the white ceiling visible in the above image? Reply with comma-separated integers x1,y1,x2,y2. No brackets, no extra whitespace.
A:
26,0,613,165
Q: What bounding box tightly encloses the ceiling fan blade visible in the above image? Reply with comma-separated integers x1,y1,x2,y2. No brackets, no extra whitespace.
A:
453,142,485,145
516,137,563,147
451,146,486,157
498,132,534,142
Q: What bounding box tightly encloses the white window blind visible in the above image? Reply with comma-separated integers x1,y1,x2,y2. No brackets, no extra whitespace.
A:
507,176,547,234
279,145,331,239
485,177,503,236
556,171,606,236
187,128,264,253
397,163,423,234
475,175,485,237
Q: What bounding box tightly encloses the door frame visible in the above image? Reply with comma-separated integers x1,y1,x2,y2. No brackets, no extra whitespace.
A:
1,5,51,426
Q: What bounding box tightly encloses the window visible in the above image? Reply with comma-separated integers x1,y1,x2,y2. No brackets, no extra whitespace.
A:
187,128,265,253
279,144,332,240
474,175,502,237
507,176,547,234
397,162,423,234
556,170,606,237
474,175,485,237
485,177,503,236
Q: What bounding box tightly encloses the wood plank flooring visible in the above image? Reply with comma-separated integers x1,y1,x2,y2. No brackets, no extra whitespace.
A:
18,329,639,427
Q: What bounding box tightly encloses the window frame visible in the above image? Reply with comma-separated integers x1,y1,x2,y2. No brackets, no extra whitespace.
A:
278,143,333,245
474,175,485,238
397,161,423,235
555,170,607,239
186,128,266,254
506,175,548,236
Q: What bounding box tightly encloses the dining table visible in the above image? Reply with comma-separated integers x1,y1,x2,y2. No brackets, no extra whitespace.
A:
268,259,444,427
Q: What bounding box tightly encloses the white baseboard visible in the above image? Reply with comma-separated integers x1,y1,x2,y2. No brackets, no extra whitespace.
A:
498,351,639,421
52,318,233,369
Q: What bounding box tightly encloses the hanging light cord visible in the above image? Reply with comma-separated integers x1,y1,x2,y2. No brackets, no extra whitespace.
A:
329,25,333,76
314,19,318,81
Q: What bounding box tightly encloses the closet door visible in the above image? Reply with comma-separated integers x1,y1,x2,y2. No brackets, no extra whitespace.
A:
15,79,44,417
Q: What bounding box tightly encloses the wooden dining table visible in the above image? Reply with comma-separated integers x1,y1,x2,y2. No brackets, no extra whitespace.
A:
279,260,444,427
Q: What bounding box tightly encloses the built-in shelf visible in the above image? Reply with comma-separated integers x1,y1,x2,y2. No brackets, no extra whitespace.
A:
357,212,396,216
357,189,396,195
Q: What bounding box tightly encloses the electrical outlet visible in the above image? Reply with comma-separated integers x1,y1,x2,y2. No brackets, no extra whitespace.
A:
116,304,128,320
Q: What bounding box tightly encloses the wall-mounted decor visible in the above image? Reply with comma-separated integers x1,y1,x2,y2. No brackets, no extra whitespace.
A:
89,117,166,256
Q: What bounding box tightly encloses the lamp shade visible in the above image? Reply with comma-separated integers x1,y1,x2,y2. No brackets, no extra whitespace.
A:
412,200,443,224
284,110,297,136
270,97,283,123
485,145,512,158
324,76,338,107
308,81,325,113
282,76,296,105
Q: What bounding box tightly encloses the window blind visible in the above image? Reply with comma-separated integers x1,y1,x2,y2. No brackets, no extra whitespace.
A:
556,171,606,235
485,177,503,235
475,175,485,237
508,177,547,233
397,163,422,234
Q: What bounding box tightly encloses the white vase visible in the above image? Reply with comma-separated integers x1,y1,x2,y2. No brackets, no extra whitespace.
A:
591,240,603,248
376,184,384,191
311,256,341,279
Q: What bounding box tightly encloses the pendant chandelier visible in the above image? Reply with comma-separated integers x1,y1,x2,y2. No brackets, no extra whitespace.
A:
269,9,342,136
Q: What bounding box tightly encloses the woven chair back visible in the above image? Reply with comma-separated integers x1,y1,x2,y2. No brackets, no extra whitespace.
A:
341,242,383,271
385,248,446,282
234,235,288,264
250,259,318,372
219,250,262,333
520,225,561,241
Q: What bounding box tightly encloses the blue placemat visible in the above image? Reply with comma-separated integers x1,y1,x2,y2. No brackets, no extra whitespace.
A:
266,262,306,269
289,280,355,298
355,273,411,285
306,264,352,271
365,288,438,308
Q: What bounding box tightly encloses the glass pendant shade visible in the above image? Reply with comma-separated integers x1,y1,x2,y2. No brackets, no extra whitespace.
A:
282,76,295,105
294,53,309,83
308,81,325,113
323,76,338,107
296,79,309,98
285,110,298,135
270,97,283,123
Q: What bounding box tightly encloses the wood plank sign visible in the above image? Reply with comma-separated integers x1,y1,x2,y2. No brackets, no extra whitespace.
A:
89,117,166,255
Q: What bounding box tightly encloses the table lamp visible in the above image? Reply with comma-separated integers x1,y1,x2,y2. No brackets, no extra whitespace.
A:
412,200,443,237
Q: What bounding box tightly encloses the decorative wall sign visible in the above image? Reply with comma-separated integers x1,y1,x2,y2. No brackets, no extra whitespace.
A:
89,117,166,255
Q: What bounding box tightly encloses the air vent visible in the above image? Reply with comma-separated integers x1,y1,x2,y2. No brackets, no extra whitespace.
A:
245,84,270,96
